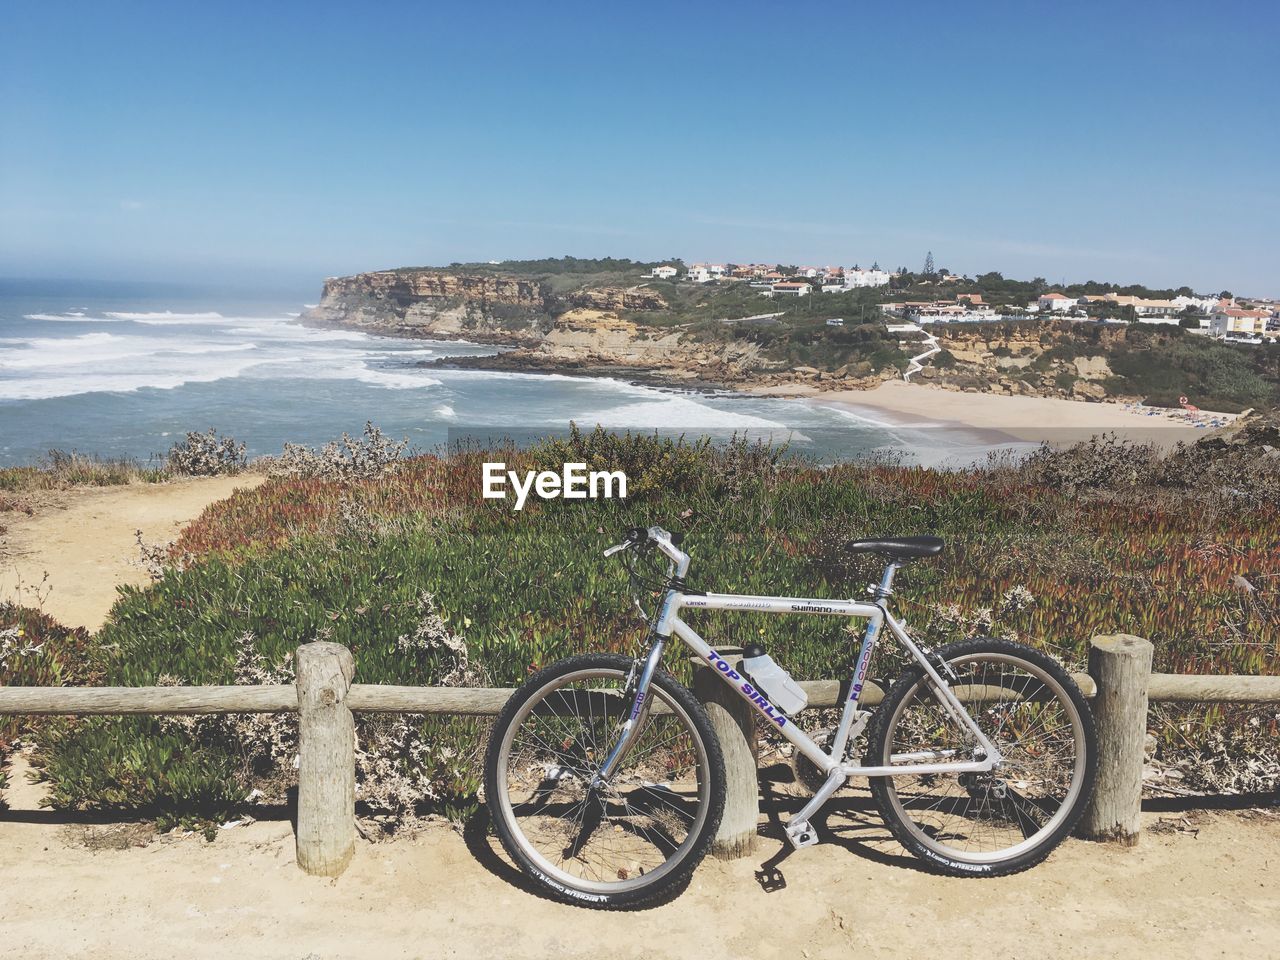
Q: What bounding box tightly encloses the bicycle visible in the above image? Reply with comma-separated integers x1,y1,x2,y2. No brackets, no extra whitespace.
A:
485,526,1096,907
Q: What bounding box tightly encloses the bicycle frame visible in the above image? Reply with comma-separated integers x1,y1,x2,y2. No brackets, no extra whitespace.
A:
597,583,1002,792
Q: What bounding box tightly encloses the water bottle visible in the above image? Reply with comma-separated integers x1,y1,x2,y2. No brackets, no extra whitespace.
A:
741,643,808,715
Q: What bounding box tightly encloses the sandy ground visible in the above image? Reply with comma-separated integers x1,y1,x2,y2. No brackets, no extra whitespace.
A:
0,473,264,630
2,748,1277,960
750,380,1231,448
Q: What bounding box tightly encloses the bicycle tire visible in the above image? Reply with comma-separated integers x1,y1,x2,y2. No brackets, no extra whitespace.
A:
865,637,1096,877
485,653,726,908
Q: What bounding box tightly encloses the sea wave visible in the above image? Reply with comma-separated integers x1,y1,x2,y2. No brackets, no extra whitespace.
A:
103,310,227,323
23,311,99,322
572,395,794,432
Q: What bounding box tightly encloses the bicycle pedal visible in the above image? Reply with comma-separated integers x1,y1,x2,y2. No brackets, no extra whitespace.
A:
785,820,820,850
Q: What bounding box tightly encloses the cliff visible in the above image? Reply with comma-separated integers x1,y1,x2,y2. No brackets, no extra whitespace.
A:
300,269,767,382
301,270,555,343
301,269,670,345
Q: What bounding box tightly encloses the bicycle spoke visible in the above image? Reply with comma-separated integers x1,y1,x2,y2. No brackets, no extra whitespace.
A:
880,651,1087,863
496,665,711,891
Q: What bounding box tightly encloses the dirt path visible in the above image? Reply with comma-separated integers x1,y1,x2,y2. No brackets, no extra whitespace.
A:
0,474,264,630
1,773,1276,960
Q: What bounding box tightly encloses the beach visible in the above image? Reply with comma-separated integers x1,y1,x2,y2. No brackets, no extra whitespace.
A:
749,380,1235,449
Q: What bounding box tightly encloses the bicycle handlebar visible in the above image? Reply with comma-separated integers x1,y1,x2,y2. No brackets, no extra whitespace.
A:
603,526,691,578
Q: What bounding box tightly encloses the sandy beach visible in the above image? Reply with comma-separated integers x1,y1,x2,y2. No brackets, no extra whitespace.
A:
749,380,1234,449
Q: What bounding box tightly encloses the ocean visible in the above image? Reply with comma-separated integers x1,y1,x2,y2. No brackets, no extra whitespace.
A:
0,280,1025,468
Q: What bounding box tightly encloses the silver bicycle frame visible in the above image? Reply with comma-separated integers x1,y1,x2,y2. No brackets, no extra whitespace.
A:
660,590,1002,779
602,527,1002,788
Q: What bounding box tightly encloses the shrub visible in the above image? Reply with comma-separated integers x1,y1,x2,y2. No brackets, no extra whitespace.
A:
0,605,99,804
0,451,164,491
272,422,409,481
167,429,247,476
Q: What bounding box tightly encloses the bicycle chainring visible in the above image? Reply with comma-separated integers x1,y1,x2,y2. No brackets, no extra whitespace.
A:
792,728,835,794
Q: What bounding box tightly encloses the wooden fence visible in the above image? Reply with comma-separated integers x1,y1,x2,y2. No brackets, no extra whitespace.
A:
1,635,1278,876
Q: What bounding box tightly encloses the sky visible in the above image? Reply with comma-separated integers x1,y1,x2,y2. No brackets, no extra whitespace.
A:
2,0,1277,299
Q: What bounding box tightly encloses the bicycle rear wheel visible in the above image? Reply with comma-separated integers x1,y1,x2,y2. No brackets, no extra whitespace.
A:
865,637,1095,876
485,653,725,908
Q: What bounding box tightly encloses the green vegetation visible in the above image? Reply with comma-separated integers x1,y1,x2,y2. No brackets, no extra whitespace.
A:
439,256,670,297
445,256,672,277
0,451,168,493
22,427,1280,824
895,270,1198,310
927,320,1279,412
1104,330,1278,411
0,604,98,802
614,283,906,372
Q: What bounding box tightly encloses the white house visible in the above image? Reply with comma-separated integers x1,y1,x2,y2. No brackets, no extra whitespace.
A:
844,267,891,289
687,264,714,284
770,281,811,297
1105,294,1179,317
1038,292,1077,312
1210,307,1271,338
1172,294,1218,315
649,265,678,280
707,264,728,277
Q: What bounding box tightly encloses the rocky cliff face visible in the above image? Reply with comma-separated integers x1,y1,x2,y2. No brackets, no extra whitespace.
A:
301,269,670,346
914,319,1123,401
563,287,668,312
301,270,554,343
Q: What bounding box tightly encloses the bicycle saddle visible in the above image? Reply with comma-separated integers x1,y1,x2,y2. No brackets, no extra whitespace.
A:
844,536,944,561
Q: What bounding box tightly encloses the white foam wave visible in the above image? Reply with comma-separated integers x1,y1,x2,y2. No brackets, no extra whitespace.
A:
573,396,789,432
104,310,225,323
24,311,115,322
351,363,442,390
435,404,456,419
0,354,274,400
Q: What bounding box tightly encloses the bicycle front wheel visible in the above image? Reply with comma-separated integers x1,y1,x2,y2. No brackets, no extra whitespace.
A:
484,653,725,908
866,637,1096,876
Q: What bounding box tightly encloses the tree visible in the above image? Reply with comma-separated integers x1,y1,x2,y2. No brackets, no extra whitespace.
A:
923,251,935,277
1219,290,1234,300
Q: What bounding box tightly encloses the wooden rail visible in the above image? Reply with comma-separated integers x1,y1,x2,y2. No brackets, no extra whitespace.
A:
1,634,1277,875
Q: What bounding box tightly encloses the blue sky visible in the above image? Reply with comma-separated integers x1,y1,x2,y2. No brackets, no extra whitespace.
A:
2,0,1276,297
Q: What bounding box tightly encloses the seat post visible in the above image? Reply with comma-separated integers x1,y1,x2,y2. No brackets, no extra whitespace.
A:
873,561,901,601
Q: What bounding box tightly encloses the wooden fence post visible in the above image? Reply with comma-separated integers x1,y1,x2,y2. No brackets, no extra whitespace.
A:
295,642,356,876
1080,633,1153,845
692,649,758,859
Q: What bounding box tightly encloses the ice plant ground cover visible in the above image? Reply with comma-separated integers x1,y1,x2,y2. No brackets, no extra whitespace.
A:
4,426,1278,831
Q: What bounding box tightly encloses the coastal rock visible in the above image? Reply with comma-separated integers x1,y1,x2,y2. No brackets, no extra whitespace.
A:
564,287,668,312
1071,381,1107,402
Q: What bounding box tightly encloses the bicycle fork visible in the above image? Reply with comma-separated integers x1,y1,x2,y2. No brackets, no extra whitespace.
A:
590,635,665,788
